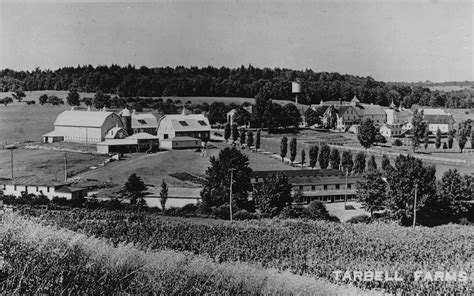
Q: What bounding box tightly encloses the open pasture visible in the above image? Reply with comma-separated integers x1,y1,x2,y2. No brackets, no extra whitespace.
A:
0,149,107,183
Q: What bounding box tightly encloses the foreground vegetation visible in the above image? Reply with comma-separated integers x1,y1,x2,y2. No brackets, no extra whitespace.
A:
19,208,474,294
0,211,376,295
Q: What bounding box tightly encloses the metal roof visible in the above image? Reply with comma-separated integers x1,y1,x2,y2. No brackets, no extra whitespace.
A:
127,132,159,140
55,186,87,193
158,113,210,132
54,110,116,127
132,113,158,129
0,176,69,187
97,139,138,146
162,136,201,142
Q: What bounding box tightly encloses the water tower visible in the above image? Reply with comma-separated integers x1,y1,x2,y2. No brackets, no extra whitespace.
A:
292,81,301,106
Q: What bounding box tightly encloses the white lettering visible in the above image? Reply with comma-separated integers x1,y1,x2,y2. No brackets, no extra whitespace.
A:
364,271,374,281
354,271,363,281
414,271,424,281
434,271,444,281
342,270,352,281
374,271,383,281
332,270,343,281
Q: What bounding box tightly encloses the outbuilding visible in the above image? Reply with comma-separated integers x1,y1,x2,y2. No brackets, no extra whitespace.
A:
159,136,201,150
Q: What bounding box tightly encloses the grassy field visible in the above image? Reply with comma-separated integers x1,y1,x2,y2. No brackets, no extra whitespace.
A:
1,212,373,295
0,149,107,183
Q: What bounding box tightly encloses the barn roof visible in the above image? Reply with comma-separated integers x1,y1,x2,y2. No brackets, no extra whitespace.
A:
55,186,87,193
105,126,128,139
159,113,210,132
127,132,159,140
54,110,115,127
132,113,158,129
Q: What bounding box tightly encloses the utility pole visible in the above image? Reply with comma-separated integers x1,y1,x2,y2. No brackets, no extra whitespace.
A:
229,168,235,222
413,184,418,229
64,153,68,182
344,167,348,208
10,149,13,180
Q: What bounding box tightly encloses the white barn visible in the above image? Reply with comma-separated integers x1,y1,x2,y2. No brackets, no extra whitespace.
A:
157,109,211,141
1,179,87,200
43,109,125,143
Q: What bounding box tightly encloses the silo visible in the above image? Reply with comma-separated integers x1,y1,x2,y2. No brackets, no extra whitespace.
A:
121,108,132,136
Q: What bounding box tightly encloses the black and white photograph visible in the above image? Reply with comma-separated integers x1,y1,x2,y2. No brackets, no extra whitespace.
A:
0,0,473,294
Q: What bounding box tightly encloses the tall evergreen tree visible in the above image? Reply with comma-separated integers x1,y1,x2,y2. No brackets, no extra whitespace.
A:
386,155,437,226
240,128,246,146
318,144,330,169
246,130,254,148
329,148,340,169
353,152,366,174
423,128,430,149
300,149,306,169
447,129,455,149
341,151,353,174
458,128,469,153
309,146,319,169
435,128,442,149
253,172,293,218
357,119,377,149
356,169,387,217
255,129,261,152
289,138,297,165
367,155,377,171
381,155,392,172
410,109,427,152
201,147,253,210
224,123,231,142
231,124,239,143
280,136,288,162
160,180,168,213
122,173,148,205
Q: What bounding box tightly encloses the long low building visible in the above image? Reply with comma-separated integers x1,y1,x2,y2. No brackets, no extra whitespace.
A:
251,169,361,203
0,177,88,200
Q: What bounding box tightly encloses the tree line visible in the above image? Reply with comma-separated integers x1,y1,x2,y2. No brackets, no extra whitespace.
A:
1,65,471,108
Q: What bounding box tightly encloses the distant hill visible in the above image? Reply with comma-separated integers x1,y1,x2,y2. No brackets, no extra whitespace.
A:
0,65,472,108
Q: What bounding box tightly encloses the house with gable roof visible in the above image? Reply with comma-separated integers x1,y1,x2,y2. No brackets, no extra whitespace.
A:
156,108,211,141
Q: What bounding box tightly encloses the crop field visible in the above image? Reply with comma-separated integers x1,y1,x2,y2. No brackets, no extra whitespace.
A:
21,208,474,295
1,212,372,295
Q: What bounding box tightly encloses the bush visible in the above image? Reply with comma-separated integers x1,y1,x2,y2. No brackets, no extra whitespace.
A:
278,206,305,219
233,210,260,220
346,214,372,224
211,203,230,220
303,201,339,222
393,139,402,146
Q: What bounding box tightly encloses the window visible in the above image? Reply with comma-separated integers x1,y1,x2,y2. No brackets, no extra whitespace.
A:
14,185,17,191
138,119,147,124
164,134,169,139
47,187,50,193
198,120,207,126
311,185,315,190
336,184,340,190
178,121,189,126
348,184,351,189
324,185,327,190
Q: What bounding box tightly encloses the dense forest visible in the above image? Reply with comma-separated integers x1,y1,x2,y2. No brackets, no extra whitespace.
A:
0,65,472,108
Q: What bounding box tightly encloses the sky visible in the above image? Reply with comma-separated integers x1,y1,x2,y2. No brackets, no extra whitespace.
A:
0,0,472,82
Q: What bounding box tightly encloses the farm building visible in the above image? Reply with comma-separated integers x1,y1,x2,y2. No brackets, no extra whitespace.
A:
117,109,159,135
159,136,202,150
251,169,361,203
402,109,454,134
0,177,88,200
226,105,253,126
336,97,387,130
43,108,125,143
383,108,412,125
157,109,210,141
96,132,159,154
379,124,405,138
